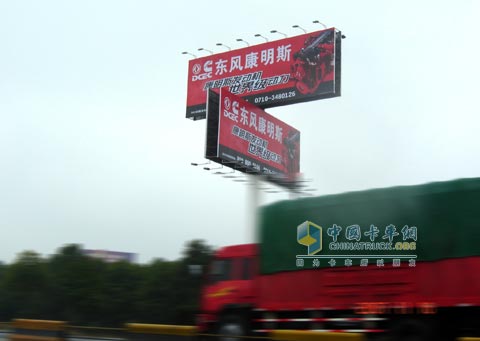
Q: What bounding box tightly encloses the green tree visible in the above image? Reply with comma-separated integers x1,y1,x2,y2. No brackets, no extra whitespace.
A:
172,239,214,324
48,244,107,325
0,240,214,326
2,251,54,319
0,261,10,320
136,258,179,323
101,261,142,326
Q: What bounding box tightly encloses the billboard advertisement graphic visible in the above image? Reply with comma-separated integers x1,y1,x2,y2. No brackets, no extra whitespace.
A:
205,89,300,184
186,28,341,120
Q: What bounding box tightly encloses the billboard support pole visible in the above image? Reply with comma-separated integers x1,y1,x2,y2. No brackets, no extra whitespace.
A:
289,189,299,200
247,175,261,243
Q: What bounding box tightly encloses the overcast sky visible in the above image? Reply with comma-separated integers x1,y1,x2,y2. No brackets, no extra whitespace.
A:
1,0,479,264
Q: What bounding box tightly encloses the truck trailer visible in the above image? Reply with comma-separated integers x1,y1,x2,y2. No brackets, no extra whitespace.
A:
197,178,480,340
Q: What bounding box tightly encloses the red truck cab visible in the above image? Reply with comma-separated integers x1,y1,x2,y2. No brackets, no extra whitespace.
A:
197,244,257,335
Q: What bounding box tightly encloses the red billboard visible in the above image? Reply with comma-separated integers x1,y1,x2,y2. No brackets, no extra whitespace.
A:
205,89,300,182
186,28,341,120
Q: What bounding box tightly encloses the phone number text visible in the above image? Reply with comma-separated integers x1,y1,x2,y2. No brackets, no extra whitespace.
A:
254,91,296,104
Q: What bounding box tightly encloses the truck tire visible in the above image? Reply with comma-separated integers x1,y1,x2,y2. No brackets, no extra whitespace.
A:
390,319,435,341
217,315,247,341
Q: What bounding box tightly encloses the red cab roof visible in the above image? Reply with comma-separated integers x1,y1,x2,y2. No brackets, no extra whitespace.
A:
215,243,258,258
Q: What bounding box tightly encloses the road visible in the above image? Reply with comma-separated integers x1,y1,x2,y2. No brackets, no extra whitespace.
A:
0,332,125,341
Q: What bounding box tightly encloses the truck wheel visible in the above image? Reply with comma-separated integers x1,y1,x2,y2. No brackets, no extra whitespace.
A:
217,315,247,341
390,319,435,341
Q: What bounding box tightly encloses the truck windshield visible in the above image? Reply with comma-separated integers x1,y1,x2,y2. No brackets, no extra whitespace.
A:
208,259,232,284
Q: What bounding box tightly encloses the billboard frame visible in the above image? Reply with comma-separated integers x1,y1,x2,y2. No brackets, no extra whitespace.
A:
187,28,342,120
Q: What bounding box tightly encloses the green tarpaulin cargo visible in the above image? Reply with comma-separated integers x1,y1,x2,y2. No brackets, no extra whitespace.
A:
259,177,480,273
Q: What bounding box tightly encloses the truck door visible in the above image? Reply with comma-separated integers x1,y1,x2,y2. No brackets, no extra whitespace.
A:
231,257,255,304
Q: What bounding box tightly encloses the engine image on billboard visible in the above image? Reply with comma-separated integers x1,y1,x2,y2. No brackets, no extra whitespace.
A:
205,89,300,182
186,28,341,120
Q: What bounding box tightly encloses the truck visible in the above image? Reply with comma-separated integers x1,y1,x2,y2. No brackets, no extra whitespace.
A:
196,177,480,340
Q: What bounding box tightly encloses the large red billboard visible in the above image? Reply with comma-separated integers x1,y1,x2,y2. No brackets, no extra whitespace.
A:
186,28,341,120
205,89,300,182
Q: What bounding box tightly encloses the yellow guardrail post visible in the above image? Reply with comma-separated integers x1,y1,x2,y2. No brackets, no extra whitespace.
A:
10,319,67,341
270,330,366,341
126,323,197,340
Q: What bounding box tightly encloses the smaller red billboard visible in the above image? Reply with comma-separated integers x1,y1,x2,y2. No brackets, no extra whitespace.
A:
205,89,300,181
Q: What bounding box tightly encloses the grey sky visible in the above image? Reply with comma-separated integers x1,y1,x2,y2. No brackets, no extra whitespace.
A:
1,0,479,263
